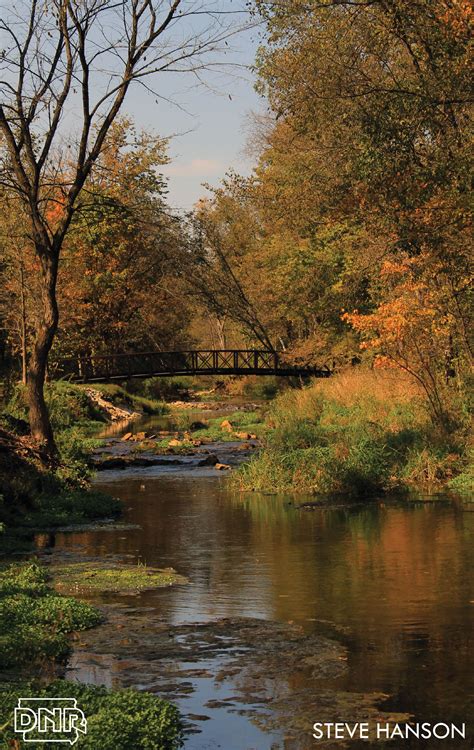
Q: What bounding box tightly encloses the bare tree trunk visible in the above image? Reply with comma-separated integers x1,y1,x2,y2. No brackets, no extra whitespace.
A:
27,249,58,458
19,260,27,385
215,316,227,349
0,0,237,457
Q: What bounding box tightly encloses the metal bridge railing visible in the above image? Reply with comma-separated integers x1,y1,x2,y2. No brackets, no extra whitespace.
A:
53,349,330,382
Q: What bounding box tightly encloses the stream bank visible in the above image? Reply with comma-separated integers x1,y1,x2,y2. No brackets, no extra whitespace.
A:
39,407,473,750
2,389,472,749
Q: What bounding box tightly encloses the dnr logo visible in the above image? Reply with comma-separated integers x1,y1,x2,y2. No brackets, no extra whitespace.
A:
14,697,87,745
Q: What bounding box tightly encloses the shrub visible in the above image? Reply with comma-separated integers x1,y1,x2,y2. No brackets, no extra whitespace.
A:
0,681,184,750
55,428,101,485
138,376,194,402
0,563,102,669
448,449,474,496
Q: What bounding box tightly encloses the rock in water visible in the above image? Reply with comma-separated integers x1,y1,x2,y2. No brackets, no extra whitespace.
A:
198,454,219,466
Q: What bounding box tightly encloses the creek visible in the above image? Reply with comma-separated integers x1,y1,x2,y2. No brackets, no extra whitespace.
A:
40,412,473,749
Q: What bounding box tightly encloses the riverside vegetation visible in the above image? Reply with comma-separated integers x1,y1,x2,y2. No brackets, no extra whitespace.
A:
0,383,183,750
236,370,472,499
0,369,470,750
0,380,167,532
0,562,184,749
0,2,470,480
0,2,471,747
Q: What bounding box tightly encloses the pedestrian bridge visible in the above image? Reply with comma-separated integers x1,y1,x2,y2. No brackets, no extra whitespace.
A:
55,350,331,382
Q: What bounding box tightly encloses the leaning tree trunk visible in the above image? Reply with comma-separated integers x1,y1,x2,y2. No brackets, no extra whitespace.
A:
27,248,59,459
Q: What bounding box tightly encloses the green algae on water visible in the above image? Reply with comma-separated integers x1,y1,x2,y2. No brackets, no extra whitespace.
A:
50,561,188,595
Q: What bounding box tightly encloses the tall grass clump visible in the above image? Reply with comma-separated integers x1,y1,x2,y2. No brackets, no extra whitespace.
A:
236,369,470,498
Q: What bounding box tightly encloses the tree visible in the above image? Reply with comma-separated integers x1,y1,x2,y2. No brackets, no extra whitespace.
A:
343,253,471,428
56,119,191,359
188,0,472,403
0,188,39,385
185,189,275,351
244,0,472,396
0,0,245,457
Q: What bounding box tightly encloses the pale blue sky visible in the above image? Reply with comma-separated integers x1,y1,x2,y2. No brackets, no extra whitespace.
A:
0,1,266,212
123,23,264,212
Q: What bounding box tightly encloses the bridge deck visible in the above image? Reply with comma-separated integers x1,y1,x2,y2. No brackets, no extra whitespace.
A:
55,350,331,382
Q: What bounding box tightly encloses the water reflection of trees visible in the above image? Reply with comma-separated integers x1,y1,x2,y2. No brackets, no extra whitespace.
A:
54,478,473,729
230,493,473,726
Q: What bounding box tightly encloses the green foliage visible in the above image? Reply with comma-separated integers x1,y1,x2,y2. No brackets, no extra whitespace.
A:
448,450,474,497
0,681,184,750
128,376,194,402
0,561,50,597
51,561,186,595
0,563,101,669
1,378,164,493
19,488,122,529
0,565,183,748
3,382,105,432
0,382,122,540
3,382,167,451
55,428,101,484
0,436,120,531
2,382,104,485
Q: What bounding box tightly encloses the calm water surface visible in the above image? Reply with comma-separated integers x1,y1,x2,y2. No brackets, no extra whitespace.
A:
48,418,473,749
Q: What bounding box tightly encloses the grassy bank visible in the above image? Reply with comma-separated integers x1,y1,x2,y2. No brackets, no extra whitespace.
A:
0,382,129,549
0,563,184,749
0,421,121,549
236,370,472,498
3,380,167,432
91,382,168,416
1,379,167,502
2,381,166,488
